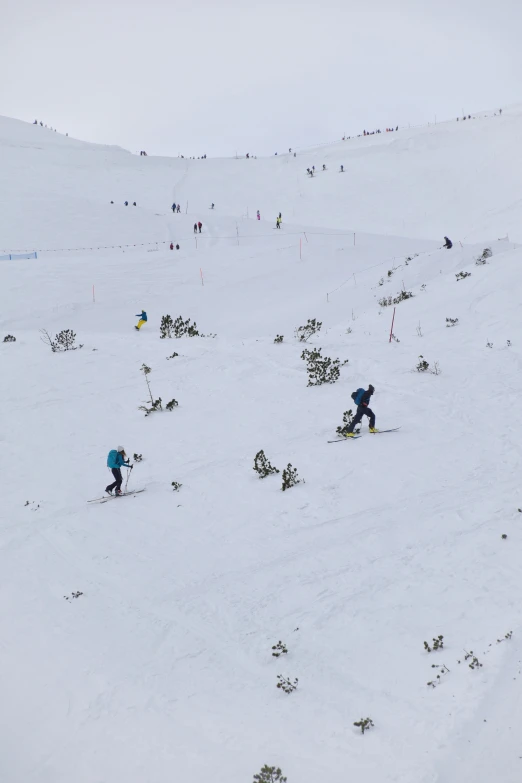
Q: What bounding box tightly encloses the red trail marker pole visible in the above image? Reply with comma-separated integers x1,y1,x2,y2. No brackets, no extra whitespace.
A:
389,307,396,342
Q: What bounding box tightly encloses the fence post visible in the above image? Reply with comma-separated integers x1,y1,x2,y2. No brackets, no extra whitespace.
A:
389,307,396,342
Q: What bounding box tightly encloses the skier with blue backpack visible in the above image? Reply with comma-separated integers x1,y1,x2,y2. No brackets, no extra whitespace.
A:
105,446,132,496
342,385,378,437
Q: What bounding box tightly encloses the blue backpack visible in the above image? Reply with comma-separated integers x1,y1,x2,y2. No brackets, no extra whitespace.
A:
351,388,365,405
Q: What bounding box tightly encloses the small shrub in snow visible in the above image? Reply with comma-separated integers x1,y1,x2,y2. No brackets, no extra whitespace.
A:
253,766,287,783
379,290,413,307
271,641,288,658
295,318,322,342
63,591,83,601
506,339,511,347
378,277,384,286
253,450,280,479
171,481,182,491
455,271,471,281
281,464,302,491
486,341,493,349
166,352,179,359
424,635,444,652
276,675,298,694
390,333,400,342
501,533,507,539
394,289,414,303
40,328,83,352
446,318,459,327
166,315,213,338
416,356,441,375
336,409,357,435
133,453,143,462
345,327,352,334
353,718,374,734
301,347,347,386
459,650,483,670
427,664,450,687
274,334,284,343
475,247,492,265
497,631,513,643
3,335,16,342
160,314,174,338
139,364,178,416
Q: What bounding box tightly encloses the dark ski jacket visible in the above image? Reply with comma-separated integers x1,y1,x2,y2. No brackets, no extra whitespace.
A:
443,236,453,249
359,389,374,406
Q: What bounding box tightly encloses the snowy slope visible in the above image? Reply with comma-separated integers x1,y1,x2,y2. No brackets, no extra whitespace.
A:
1,112,522,783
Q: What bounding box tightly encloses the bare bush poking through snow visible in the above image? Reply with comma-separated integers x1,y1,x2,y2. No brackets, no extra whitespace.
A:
40,328,83,352
281,464,302,491
171,481,182,491
354,717,375,734
253,766,287,783
379,289,413,307
295,318,322,342
274,334,284,343
427,664,450,687
301,347,348,386
276,675,298,694
138,364,178,416
336,409,356,435
3,334,16,342
271,641,288,658
159,314,174,338
424,635,444,652
455,271,471,281
475,247,492,265
446,318,459,327
416,356,441,375
253,450,280,479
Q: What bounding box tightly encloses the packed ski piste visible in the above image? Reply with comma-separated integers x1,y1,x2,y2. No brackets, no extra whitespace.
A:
2,108,522,783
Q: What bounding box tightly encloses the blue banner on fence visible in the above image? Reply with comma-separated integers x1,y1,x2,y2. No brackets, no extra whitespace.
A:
0,252,38,261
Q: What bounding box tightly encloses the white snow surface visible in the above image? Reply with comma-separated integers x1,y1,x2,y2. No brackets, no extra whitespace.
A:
1,111,522,783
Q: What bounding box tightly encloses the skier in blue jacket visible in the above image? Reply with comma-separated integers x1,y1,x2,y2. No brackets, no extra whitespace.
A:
106,446,131,496
342,385,377,437
135,310,147,330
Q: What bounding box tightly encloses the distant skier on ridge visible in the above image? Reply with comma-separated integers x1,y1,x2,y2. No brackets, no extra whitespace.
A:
443,236,453,249
342,385,377,437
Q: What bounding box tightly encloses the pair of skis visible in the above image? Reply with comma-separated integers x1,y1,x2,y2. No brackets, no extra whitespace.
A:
327,427,401,444
88,489,146,504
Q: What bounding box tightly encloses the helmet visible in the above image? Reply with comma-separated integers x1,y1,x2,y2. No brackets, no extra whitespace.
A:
117,445,125,452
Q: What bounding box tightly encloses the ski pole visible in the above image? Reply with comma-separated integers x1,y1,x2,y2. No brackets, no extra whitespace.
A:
124,464,133,493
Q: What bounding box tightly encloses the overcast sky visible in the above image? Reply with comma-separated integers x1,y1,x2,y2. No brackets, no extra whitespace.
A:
1,0,520,157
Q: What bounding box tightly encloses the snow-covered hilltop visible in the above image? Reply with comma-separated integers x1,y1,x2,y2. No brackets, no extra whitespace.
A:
1,109,522,783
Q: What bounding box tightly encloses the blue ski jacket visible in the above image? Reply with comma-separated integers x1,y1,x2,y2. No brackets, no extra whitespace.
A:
107,450,130,469
135,311,147,321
